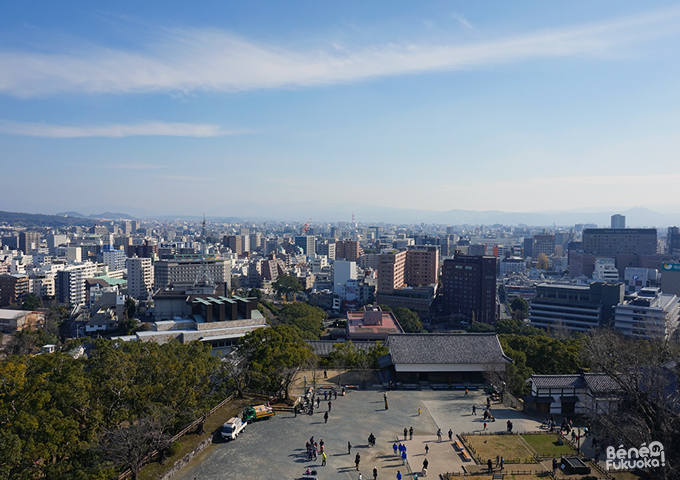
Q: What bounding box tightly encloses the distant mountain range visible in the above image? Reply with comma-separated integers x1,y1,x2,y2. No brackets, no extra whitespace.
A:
3,205,680,228
55,211,138,220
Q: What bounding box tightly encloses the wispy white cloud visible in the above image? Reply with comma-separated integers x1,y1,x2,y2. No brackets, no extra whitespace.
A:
452,14,474,30
0,120,240,137
0,7,679,97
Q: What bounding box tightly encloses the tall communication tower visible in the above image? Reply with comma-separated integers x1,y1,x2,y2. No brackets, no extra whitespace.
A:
194,213,214,287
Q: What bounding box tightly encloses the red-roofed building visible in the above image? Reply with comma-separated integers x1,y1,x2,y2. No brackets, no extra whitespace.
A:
346,304,403,341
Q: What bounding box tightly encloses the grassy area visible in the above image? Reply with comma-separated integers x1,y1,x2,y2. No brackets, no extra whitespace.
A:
521,433,577,457
137,395,257,480
463,434,537,464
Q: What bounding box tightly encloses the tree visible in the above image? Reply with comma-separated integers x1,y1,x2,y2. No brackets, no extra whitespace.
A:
5,330,41,356
248,288,263,301
509,297,529,320
536,253,549,270
99,415,173,480
220,352,251,399
494,319,545,336
237,325,312,399
392,307,423,333
272,273,302,298
21,294,41,311
125,298,137,320
468,322,495,333
278,303,326,340
582,329,680,480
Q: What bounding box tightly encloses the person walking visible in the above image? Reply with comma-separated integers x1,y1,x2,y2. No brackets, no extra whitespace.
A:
472,404,476,415
393,443,398,456
483,421,488,431
418,408,421,416
403,428,408,440
465,388,468,397
373,466,378,480
552,458,558,473
436,429,442,442
496,455,499,467
355,452,361,471
396,471,402,480
424,444,429,455
317,397,321,408
401,450,407,465
500,457,505,470
487,459,493,473
409,426,414,440
448,429,453,442
348,441,352,454
324,411,329,423
322,451,327,466
328,400,332,412
334,390,338,400
422,458,429,477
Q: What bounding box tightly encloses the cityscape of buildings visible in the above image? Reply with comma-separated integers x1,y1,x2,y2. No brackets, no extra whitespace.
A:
3,211,680,346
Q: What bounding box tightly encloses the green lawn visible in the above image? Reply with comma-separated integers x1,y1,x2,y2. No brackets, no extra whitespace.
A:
463,434,537,464
520,433,577,457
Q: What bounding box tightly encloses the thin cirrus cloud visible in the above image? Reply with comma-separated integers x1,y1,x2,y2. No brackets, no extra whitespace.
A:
0,120,240,138
0,7,679,97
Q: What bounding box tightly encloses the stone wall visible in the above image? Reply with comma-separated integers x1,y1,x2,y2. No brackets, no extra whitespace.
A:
158,435,214,480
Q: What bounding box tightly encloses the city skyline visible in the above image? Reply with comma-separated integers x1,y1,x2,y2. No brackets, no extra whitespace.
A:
2,2,680,215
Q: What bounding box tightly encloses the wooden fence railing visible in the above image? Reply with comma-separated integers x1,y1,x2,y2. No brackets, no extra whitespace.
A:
116,393,235,480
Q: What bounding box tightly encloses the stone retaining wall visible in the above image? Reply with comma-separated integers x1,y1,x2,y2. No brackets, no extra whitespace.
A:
158,435,214,480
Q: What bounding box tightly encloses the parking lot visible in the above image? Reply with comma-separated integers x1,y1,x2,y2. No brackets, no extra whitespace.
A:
176,387,542,480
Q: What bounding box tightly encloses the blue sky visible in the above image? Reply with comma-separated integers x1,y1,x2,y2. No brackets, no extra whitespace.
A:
2,1,680,218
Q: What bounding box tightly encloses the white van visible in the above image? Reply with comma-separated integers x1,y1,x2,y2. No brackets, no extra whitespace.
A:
221,416,245,440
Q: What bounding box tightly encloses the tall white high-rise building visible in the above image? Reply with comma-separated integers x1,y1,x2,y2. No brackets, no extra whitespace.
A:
127,256,154,299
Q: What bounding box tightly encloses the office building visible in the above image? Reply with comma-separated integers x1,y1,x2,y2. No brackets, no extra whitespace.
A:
249,232,262,251
223,235,243,255
667,227,680,255
660,263,680,297
316,240,336,260
335,240,361,261
333,260,358,296
154,255,231,290
294,235,316,257
0,274,30,307
611,214,626,229
55,263,98,305
404,246,439,286
47,234,68,254
99,245,127,271
583,228,657,256
523,237,533,258
592,258,619,282
441,255,497,324
529,282,624,332
126,240,158,259
500,257,526,276
127,256,154,299
378,250,407,293
533,233,555,257
614,288,679,339
19,231,41,254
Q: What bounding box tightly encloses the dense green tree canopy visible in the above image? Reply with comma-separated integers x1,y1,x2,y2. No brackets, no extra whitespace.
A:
278,303,326,339
237,325,312,399
272,273,302,297
0,339,221,479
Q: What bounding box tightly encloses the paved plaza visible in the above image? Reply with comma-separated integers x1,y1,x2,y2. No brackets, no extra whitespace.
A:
176,386,545,480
